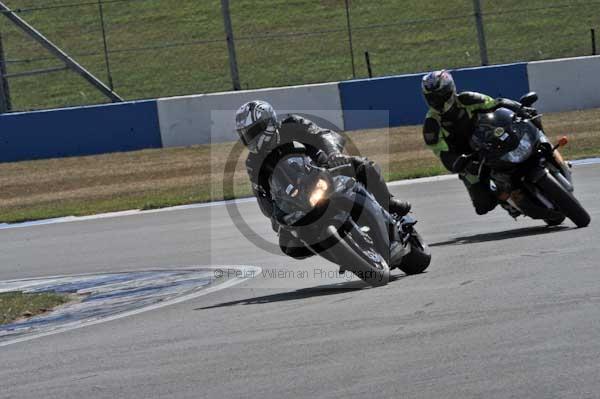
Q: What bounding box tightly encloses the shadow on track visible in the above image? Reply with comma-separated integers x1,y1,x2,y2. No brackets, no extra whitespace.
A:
430,225,571,247
196,274,407,310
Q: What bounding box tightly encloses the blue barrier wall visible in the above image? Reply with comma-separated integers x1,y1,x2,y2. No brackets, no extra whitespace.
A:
339,63,530,131
0,100,162,163
0,61,546,163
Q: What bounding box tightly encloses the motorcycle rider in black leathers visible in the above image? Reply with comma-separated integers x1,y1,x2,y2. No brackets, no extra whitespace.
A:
421,70,547,216
235,100,411,260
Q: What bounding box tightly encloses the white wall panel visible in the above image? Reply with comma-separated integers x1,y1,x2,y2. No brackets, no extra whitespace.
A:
527,56,600,113
157,82,343,147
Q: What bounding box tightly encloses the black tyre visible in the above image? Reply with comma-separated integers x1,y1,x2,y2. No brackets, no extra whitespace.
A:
398,230,431,275
537,173,591,228
544,214,566,226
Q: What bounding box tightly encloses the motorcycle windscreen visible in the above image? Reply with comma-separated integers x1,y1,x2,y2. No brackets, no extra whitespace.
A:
269,155,321,217
499,122,539,164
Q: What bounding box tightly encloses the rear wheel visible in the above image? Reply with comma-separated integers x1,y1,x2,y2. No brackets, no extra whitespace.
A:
536,174,590,228
398,230,431,275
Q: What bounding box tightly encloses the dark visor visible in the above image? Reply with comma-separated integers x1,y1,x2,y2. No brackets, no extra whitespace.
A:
424,90,452,110
238,120,268,146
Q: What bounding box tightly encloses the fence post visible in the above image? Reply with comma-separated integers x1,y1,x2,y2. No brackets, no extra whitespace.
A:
344,0,356,79
0,32,11,113
472,0,489,66
591,28,597,56
221,0,241,91
97,0,114,91
364,51,372,78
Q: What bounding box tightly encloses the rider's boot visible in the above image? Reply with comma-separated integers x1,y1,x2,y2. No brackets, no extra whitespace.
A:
389,240,404,268
389,197,411,217
500,201,521,219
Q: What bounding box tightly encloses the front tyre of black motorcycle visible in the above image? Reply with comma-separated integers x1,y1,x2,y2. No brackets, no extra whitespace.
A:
536,173,591,228
324,225,390,286
398,230,431,275
544,214,566,226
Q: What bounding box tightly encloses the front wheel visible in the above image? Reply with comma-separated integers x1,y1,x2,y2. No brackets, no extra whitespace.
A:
324,225,390,286
544,214,566,226
536,173,590,228
398,230,431,275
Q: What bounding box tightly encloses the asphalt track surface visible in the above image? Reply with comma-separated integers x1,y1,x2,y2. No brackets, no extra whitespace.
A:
1,164,599,399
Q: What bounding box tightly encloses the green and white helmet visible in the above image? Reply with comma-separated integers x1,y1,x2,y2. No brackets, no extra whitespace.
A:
235,100,280,153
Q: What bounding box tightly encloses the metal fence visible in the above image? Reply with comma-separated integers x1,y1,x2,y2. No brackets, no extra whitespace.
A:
0,0,598,112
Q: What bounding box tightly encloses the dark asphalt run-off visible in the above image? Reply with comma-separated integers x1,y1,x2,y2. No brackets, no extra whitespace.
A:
1,163,599,399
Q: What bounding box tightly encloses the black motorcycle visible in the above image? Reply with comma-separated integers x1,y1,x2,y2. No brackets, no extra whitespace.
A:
454,93,590,228
269,154,431,286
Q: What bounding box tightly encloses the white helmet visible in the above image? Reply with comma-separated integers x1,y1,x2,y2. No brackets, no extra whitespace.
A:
235,100,279,153
422,70,457,113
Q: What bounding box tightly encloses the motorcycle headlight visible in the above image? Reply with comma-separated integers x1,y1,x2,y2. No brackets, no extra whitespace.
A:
501,132,534,163
309,179,329,207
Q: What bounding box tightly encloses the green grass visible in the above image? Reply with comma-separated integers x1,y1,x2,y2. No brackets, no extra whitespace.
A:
0,146,596,224
0,0,598,110
387,164,449,182
0,291,71,325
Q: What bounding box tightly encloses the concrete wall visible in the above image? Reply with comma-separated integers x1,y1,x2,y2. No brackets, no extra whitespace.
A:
156,82,344,147
339,62,530,131
527,55,600,113
0,100,161,163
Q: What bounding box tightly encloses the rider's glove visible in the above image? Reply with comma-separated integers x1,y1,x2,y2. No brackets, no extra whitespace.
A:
519,106,537,118
452,154,473,173
314,150,329,166
453,154,481,175
464,160,481,176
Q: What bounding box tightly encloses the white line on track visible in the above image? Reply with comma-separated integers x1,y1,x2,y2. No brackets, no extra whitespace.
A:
0,265,261,348
388,174,457,187
1,158,598,231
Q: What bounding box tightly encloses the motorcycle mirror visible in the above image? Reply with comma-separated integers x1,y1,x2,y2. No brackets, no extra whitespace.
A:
558,136,569,147
519,92,538,107
553,136,568,151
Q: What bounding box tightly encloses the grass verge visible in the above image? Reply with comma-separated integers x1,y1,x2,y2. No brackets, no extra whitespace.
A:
1,107,600,224
0,291,71,325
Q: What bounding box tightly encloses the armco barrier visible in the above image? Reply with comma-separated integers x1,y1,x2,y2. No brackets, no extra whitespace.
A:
0,100,161,163
527,55,600,113
339,63,530,131
156,82,344,147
